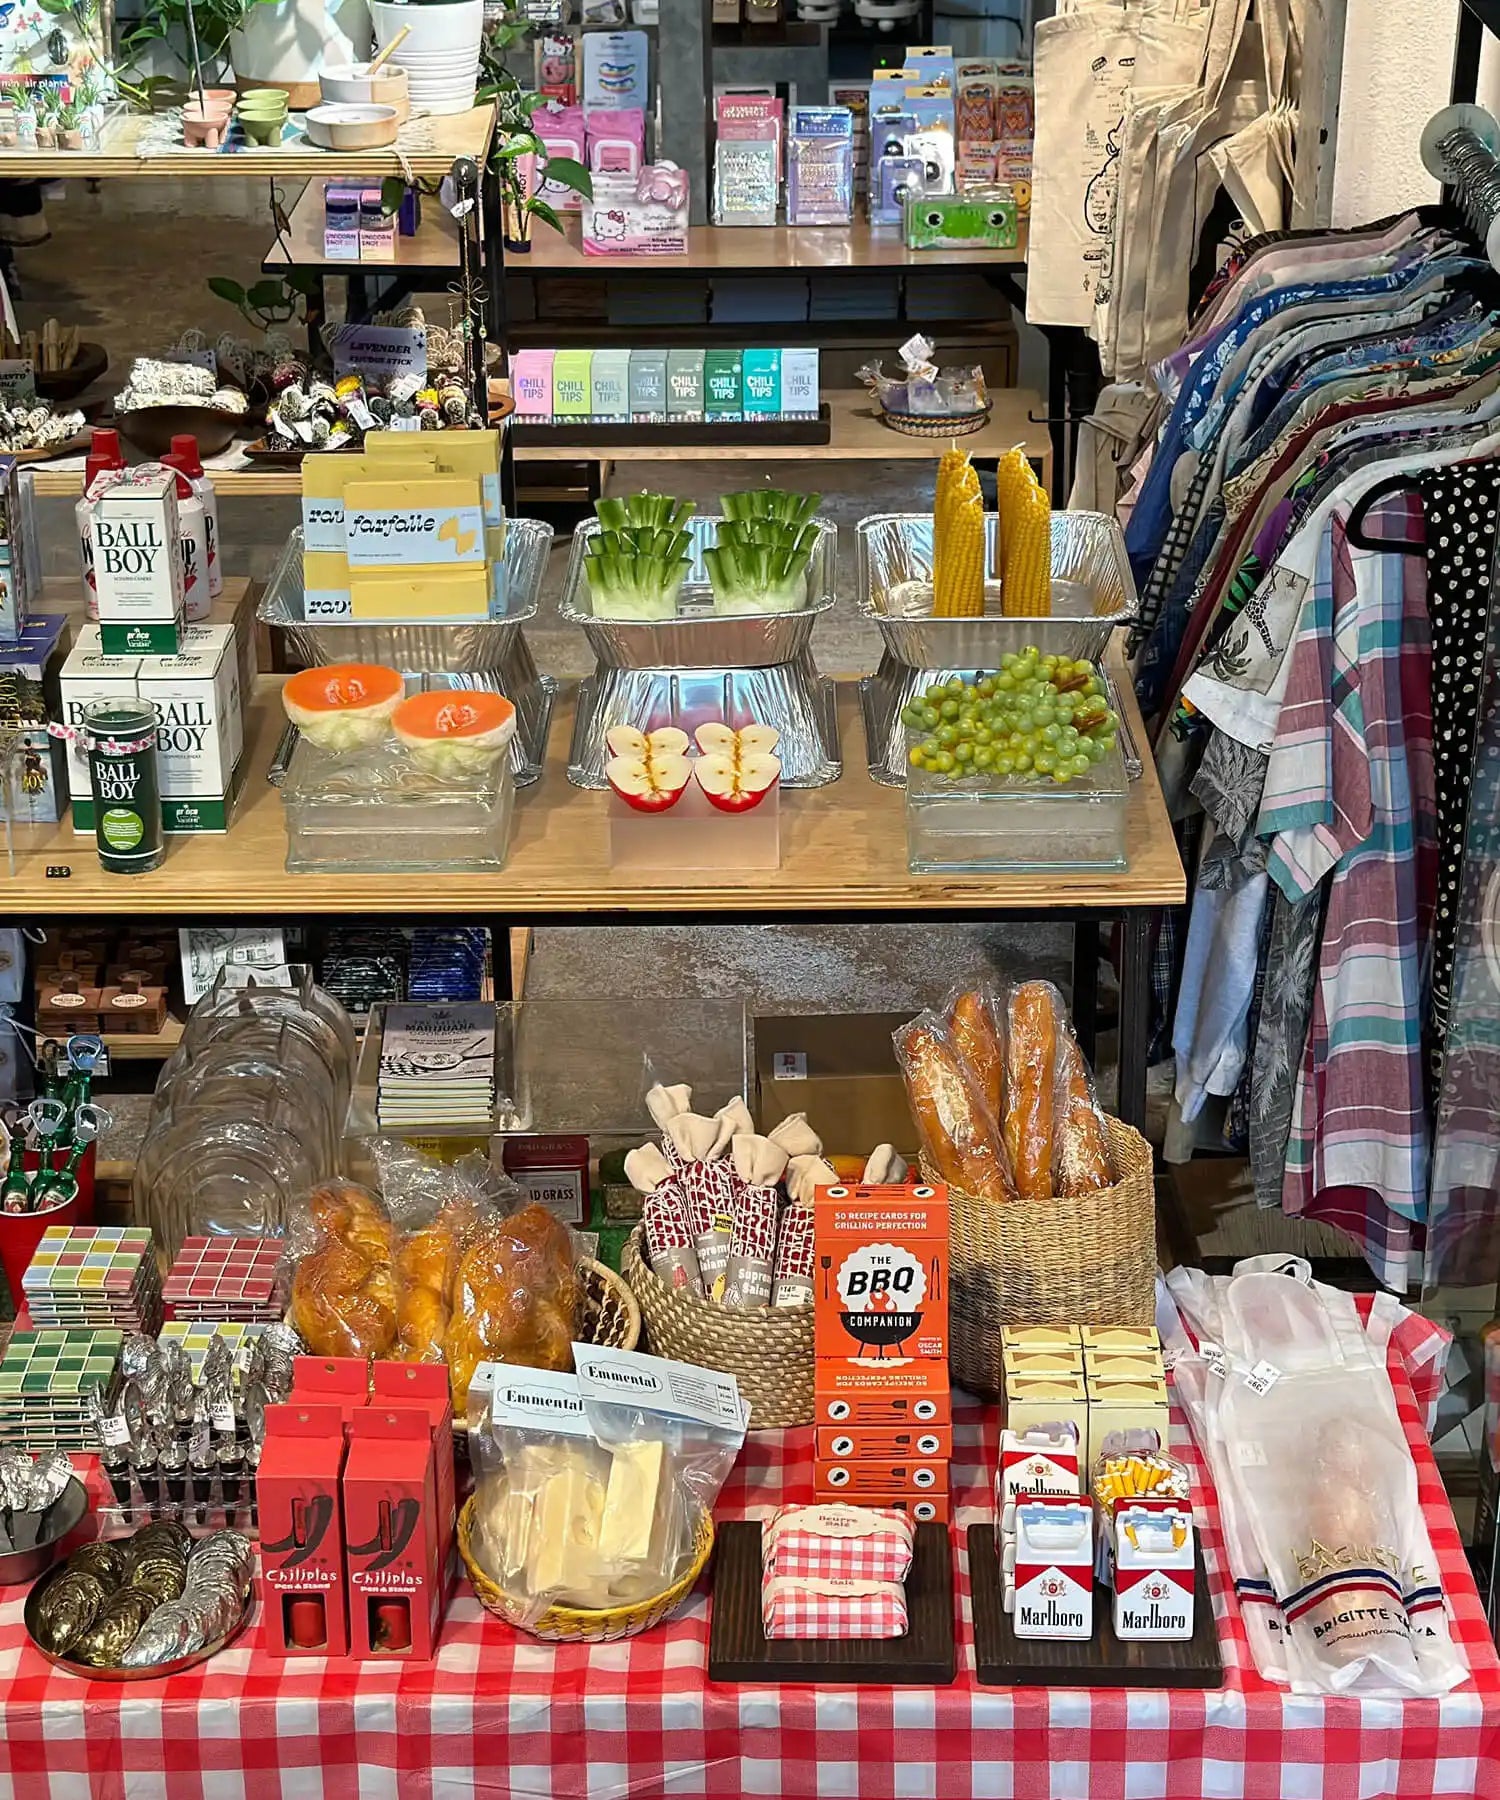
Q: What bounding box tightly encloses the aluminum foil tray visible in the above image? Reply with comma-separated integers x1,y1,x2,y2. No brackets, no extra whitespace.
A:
258,519,553,671
569,657,841,789
560,516,837,671
856,511,1136,668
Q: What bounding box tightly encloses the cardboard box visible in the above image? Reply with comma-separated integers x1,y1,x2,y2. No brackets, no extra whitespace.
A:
259,1402,350,1657
1083,1350,1165,1383
0,611,69,822
291,1355,370,1429
1001,1347,1085,1378
1011,1496,1093,1640
1001,1326,1082,1350
344,1405,446,1659
756,1013,917,1157
822,1490,949,1524
1004,1374,1090,1470
815,1424,952,1461
814,1357,949,1427
92,469,185,654
59,627,140,834
998,1424,1082,1503
138,622,243,834
813,1182,948,1364
1087,1377,1170,1454
1080,1326,1160,1352
371,1360,456,1566
501,1134,590,1227
814,1456,948,1496
1111,1499,1194,1641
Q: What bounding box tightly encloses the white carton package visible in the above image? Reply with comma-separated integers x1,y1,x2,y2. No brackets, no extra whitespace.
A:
138,622,243,832
1011,1496,1093,1640
91,468,185,654
58,628,142,834
1111,1500,1195,1641
998,1423,1082,1508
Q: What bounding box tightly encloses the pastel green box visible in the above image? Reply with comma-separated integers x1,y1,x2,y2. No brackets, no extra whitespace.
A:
666,350,705,420
903,188,1018,251
552,349,594,418
590,348,631,421
704,350,743,420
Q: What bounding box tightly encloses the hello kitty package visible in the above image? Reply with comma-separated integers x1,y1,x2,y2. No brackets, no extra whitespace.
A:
582,162,690,256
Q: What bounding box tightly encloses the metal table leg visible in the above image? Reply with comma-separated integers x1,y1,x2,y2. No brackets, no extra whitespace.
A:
1116,908,1153,1134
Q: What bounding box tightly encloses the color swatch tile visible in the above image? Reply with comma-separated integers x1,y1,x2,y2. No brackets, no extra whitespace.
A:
162,1237,286,1321
22,1226,163,1334
0,1328,123,1451
159,1321,268,1384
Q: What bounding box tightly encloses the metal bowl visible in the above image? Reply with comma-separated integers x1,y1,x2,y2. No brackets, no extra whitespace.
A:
560,515,837,671
0,1477,89,1586
855,511,1137,667
258,519,553,671
24,1558,255,1680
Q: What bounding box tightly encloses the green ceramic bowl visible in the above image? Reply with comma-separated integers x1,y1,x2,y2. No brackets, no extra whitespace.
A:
236,112,286,144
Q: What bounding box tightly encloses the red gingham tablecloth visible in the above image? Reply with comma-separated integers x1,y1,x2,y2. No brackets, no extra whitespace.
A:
0,1310,1495,1800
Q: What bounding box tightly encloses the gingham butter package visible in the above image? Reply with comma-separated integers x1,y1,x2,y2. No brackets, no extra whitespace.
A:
763,1502,914,1585
762,1573,909,1641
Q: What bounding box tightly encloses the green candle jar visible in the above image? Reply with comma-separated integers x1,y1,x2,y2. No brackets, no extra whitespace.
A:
81,699,164,875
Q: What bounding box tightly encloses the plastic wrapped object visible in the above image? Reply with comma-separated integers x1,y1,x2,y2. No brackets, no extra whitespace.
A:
1003,982,1061,1202
287,1180,398,1359
445,1202,582,1412
893,1012,1015,1201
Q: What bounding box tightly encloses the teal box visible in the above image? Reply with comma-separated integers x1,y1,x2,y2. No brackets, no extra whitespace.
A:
742,349,781,417
590,348,631,421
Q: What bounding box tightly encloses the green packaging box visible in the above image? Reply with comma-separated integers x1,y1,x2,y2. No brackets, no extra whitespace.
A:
552,349,594,418
704,350,744,420
590,348,631,421
742,349,781,417
629,349,669,421
667,349,705,420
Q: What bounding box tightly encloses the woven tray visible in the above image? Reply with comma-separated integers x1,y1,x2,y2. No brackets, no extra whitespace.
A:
621,1228,814,1428
933,1117,1157,1399
459,1493,713,1642
578,1255,642,1352
878,405,990,439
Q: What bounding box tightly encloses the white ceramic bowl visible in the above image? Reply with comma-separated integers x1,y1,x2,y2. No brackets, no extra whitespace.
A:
319,63,410,123
305,102,401,150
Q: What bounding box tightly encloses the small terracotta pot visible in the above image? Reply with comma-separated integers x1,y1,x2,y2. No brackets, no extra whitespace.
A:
59,128,82,150
182,107,226,148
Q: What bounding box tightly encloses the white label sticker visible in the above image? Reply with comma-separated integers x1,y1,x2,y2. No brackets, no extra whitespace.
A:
1201,1342,1227,1379
99,1413,131,1449
210,1397,236,1434
1234,1440,1268,1467
773,1051,808,1080
1244,1360,1282,1397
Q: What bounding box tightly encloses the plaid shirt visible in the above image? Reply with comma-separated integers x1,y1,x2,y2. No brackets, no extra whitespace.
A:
1258,497,1433,1288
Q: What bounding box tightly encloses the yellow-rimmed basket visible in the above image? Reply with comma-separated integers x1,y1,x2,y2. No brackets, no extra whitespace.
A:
932,1116,1157,1400
621,1227,814,1428
458,1494,714,1643
577,1256,643,1353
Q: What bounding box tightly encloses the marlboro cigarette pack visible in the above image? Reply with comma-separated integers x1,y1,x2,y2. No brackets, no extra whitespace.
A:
813,1183,948,1364
1111,1499,1194,1640
998,1423,1082,1504
1010,1496,1093,1640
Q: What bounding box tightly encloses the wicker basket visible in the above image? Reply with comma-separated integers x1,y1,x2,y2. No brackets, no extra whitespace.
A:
578,1256,642,1353
621,1228,814,1428
936,1117,1157,1400
879,404,990,439
458,1494,713,1642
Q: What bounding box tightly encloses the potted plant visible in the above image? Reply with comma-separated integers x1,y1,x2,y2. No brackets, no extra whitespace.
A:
56,97,84,151
370,0,486,117
478,24,591,254
120,0,364,111
31,84,59,149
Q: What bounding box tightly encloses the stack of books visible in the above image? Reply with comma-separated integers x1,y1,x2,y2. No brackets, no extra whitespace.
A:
376,1001,496,1130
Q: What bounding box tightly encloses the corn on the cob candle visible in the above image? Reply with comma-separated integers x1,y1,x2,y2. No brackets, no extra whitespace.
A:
996,447,1051,616
933,447,985,617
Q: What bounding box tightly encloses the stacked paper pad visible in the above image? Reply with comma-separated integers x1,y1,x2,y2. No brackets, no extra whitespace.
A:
163,1236,287,1323
0,1328,123,1451
376,1000,496,1129
22,1226,163,1335
761,1502,913,1639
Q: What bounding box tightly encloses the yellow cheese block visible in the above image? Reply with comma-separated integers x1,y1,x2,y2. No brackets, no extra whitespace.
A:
349,565,490,620
527,1458,608,1603
598,1440,666,1565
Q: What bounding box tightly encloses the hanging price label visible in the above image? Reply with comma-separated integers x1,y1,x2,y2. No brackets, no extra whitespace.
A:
1201,1341,1228,1379
1244,1359,1283,1397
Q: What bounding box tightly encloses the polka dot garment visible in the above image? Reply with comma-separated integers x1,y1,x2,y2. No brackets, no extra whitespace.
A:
1418,460,1500,1094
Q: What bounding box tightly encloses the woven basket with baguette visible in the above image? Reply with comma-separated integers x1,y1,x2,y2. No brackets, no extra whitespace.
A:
897,980,1157,1399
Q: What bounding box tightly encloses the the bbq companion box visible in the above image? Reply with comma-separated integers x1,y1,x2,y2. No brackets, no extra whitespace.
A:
813,1183,948,1364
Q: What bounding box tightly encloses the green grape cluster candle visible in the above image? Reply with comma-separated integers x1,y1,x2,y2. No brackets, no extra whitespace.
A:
903,650,1120,785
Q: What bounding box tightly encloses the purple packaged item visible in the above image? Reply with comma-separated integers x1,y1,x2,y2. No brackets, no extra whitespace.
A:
787,106,853,227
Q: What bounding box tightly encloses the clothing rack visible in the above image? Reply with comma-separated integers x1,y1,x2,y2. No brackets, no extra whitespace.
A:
1453,0,1500,108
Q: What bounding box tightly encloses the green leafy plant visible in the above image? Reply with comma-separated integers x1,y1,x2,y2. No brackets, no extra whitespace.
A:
207,269,321,331
477,21,591,243
120,0,283,91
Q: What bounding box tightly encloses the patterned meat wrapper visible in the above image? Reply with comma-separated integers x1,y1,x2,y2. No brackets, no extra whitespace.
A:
642,1181,705,1299
771,1201,814,1307
762,1575,909,1641
720,1186,780,1311
679,1159,737,1294
763,1503,914,1584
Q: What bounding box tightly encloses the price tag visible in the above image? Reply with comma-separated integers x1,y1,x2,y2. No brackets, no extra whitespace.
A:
99,1413,131,1450
389,414,423,432
1244,1359,1282,1397
165,348,219,374
1201,1341,1228,1379
210,1396,237,1434
1234,1440,1268,1467
772,1051,808,1080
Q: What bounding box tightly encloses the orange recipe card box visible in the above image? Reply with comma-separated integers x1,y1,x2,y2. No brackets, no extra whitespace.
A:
813,1182,948,1364
815,1356,951,1427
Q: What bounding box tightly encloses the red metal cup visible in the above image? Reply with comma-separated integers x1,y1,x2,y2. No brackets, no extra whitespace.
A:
0,1187,81,1313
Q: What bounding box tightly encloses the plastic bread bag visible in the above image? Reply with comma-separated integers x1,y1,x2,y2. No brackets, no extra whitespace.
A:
892,1011,1016,1202
469,1364,618,1624
944,980,1007,1123
573,1343,748,1603
371,1143,523,1365
286,1178,398,1359
444,1199,597,1416
1002,981,1063,1202
1051,1021,1114,1195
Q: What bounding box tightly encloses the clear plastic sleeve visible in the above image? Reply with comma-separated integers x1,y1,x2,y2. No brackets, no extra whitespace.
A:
286,1179,399,1359
892,1011,1016,1202
1053,1024,1114,1195
945,981,1006,1124
1002,981,1061,1203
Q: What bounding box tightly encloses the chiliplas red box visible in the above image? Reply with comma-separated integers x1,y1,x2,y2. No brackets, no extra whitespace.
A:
259,1401,349,1658
813,1183,948,1364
